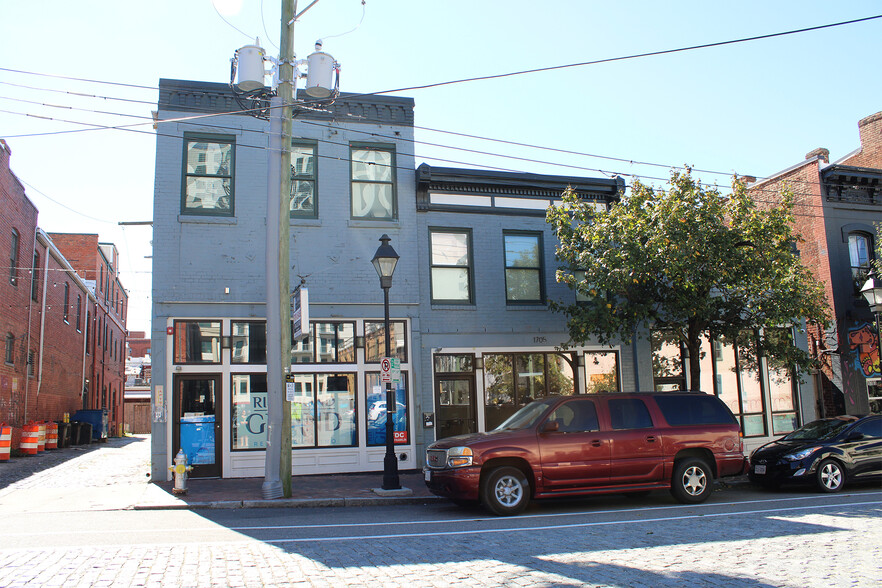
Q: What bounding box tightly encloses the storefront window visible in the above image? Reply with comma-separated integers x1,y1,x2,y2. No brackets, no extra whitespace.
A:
290,322,356,363
231,321,267,364
231,374,267,450
291,373,356,448
173,321,221,364
517,354,546,404
584,351,619,393
365,373,409,446
769,367,797,435
651,330,685,391
364,320,407,363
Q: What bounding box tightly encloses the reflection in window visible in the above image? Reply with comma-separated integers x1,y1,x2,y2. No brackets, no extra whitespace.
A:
439,379,470,406
290,142,317,218
434,354,473,373
290,322,356,363
503,232,543,303
231,322,267,364
584,351,619,393
351,146,396,219
430,230,472,303
484,353,575,406
231,374,268,450
290,373,356,448
651,330,684,386
364,320,406,363
365,373,409,446
173,321,221,363
183,136,234,216
848,233,872,284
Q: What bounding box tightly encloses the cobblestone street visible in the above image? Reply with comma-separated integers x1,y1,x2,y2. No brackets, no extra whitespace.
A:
1,436,880,587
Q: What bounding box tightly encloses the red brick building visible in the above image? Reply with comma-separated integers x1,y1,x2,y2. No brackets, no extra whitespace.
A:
747,112,882,417
49,233,128,436
1,140,94,447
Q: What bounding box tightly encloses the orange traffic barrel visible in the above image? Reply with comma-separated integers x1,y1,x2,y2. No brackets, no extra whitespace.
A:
21,423,39,455
36,422,46,452
0,423,11,461
45,421,58,450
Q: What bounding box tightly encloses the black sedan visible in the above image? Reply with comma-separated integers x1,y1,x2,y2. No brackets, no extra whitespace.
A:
748,414,882,492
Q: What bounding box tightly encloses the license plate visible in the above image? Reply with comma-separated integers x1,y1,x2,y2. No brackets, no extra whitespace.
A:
754,465,766,475
424,469,431,482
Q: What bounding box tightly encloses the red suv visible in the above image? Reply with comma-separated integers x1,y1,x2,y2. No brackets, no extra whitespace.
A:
424,392,746,515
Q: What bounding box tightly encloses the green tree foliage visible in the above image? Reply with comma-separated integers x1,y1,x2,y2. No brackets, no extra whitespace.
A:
547,169,831,387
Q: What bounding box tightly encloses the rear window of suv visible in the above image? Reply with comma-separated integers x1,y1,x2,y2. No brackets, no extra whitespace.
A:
654,394,737,426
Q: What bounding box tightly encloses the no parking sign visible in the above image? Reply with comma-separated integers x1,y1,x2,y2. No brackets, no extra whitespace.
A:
380,357,400,383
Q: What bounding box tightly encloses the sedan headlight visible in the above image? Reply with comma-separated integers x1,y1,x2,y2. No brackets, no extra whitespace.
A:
783,447,820,461
447,446,474,468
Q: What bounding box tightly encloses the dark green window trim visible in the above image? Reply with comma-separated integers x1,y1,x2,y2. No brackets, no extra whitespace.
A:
290,140,318,219
181,133,236,217
350,142,397,220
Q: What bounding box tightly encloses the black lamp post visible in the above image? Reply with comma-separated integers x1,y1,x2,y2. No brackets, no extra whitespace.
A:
372,234,401,490
860,267,882,374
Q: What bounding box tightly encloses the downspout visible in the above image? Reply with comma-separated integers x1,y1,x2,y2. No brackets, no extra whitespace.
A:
22,228,38,424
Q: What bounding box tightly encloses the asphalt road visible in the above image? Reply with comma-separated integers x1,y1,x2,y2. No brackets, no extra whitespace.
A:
1,486,880,586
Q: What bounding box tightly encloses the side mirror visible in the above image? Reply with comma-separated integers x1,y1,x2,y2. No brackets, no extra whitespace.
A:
541,420,559,433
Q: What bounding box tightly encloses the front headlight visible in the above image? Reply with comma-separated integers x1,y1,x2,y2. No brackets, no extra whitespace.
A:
783,447,820,461
447,446,473,468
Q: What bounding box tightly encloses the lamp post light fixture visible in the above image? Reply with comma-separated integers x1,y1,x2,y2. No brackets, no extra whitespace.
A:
860,267,882,375
372,234,401,490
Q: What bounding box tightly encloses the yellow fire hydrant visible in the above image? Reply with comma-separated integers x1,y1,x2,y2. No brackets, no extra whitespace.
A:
169,449,193,495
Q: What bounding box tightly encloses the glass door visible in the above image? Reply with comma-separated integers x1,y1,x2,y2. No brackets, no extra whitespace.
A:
436,376,476,439
173,374,221,478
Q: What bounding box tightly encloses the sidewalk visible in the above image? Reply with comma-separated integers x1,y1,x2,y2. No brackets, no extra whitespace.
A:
0,435,441,514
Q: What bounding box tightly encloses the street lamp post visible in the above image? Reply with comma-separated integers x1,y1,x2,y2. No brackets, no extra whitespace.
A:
860,267,882,373
372,234,401,490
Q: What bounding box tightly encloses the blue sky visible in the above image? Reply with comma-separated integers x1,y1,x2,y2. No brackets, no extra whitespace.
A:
1,1,880,331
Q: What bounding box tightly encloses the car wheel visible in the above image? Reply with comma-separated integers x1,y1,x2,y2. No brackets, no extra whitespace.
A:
671,458,713,504
482,466,530,516
816,458,846,493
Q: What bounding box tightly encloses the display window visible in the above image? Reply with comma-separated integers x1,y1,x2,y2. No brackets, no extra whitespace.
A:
365,373,409,446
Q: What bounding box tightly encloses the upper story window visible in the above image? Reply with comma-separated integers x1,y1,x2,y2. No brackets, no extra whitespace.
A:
31,252,40,301
9,228,19,286
4,333,13,365
290,141,317,218
351,144,396,220
182,135,235,216
63,283,70,323
849,233,873,286
430,229,473,304
503,232,544,304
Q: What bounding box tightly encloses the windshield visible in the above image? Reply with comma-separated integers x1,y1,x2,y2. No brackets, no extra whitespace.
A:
783,418,854,441
494,399,556,431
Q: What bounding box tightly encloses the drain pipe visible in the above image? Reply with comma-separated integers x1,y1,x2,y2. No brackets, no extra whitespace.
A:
22,227,38,424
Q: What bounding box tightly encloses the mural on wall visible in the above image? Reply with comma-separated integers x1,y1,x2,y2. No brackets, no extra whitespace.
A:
848,323,880,378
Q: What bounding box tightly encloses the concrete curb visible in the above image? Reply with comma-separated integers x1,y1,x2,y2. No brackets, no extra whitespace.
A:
132,495,446,511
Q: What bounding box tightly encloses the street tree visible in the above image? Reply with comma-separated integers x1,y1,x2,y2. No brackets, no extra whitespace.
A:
547,169,831,388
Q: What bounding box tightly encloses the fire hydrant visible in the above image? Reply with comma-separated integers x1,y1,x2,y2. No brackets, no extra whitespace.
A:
169,449,193,495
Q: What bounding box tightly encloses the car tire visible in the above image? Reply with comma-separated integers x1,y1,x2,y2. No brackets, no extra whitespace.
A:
816,458,846,493
670,458,713,504
482,466,530,516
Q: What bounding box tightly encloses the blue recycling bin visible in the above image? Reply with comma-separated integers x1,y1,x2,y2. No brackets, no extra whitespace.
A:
72,409,108,441
179,415,216,465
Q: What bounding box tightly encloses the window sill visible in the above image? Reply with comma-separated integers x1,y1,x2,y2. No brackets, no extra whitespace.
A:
178,215,238,225
431,304,476,311
348,219,399,228
290,218,322,227
505,303,547,309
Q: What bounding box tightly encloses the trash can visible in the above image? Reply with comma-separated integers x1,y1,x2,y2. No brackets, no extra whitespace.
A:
77,421,93,445
72,409,108,442
56,421,70,448
69,421,82,445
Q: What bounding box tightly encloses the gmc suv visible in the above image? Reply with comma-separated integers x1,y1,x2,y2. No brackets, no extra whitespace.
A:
424,392,746,515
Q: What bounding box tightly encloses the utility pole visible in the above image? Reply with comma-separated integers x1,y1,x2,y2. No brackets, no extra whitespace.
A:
263,0,296,500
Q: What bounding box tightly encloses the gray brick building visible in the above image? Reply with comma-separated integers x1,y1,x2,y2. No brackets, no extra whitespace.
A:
151,79,817,481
